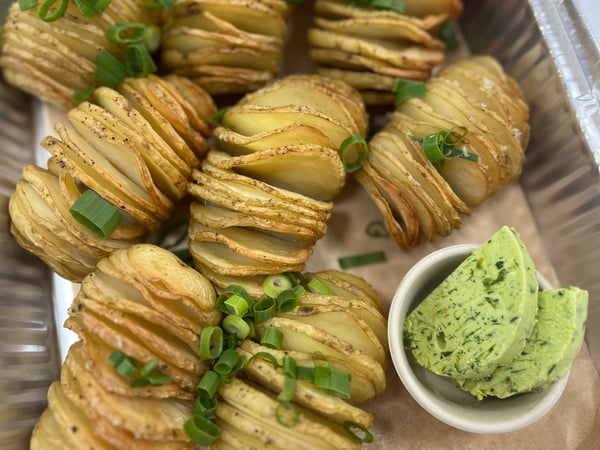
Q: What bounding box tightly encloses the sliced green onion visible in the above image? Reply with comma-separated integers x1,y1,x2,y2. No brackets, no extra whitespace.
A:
370,0,404,14
171,247,192,264
214,349,244,376
338,251,386,269
70,189,122,238
277,377,297,403
313,366,351,399
223,333,240,351
143,25,161,52
109,350,137,378
275,402,299,428
208,107,230,127
253,296,276,322
438,22,459,51
262,273,294,298
139,358,160,377
74,0,111,18
245,317,256,339
124,42,157,77
282,355,297,379
296,365,315,381
260,326,283,350
94,50,129,88
143,0,175,9
106,22,148,44
339,134,369,173
200,326,224,360
38,0,68,22
392,78,426,105
196,370,221,398
192,394,218,419
72,85,97,104
19,0,38,11
109,351,170,387
276,289,298,313
183,415,222,446
217,285,253,315
343,421,374,443
411,126,476,170
307,277,332,295
248,351,279,370
223,294,250,317
366,220,389,238
222,315,251,339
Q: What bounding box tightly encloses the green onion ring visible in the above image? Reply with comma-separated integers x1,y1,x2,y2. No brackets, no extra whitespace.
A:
339,133,369,173
200,326,224,360
183,415,222,446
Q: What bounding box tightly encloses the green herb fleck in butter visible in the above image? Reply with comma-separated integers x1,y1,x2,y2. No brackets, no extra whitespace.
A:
403,226,539,379
456,286,588,399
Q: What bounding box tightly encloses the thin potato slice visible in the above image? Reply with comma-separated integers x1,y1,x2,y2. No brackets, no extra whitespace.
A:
189,220,313,265
313,16,445,49
189,239,306,276
206,145,346,201
214,123,333,156
354,168,419,249
221,103,354,148
308,29,445,71
191,202,321,245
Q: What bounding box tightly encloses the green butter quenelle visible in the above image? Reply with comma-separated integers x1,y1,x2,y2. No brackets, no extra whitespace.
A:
404,226,539,379
456,286,588,399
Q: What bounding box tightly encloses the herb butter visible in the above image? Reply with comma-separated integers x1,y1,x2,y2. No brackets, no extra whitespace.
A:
403,226,539,379
456,286,588,399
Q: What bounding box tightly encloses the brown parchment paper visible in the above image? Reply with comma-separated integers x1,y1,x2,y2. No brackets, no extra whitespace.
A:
305,178,600,450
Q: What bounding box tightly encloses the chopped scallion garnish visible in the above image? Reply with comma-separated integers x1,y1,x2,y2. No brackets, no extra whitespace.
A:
20,0,111,21
183,414,222,446
253,296,277,322
196,370,221,398
438,22,459,51
70,189,122,238
275,402,299,427
248,351,279,370
108,350,171,387
338,251,386,269
94,49,129,88
74,0,111,18
260,326,284,349
38,0,68,22
313,366,352,399
200,326,224,360
307,276,332,295
277,377,297,402
392,78,426,105
222,314,251,339
276,289,299,313
208,106,230,127
410,126,477,170
340,133,369,173
282,355,297,379
142,0,175,9
213,349,245,376
343,421,375,443
263,273,294,298
192,393,218,419
366,220,389,238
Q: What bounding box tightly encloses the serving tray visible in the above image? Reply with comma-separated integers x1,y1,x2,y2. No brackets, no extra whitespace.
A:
1,0,599,448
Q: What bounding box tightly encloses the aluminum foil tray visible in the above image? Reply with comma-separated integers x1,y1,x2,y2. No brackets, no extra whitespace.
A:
1,0,599,448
